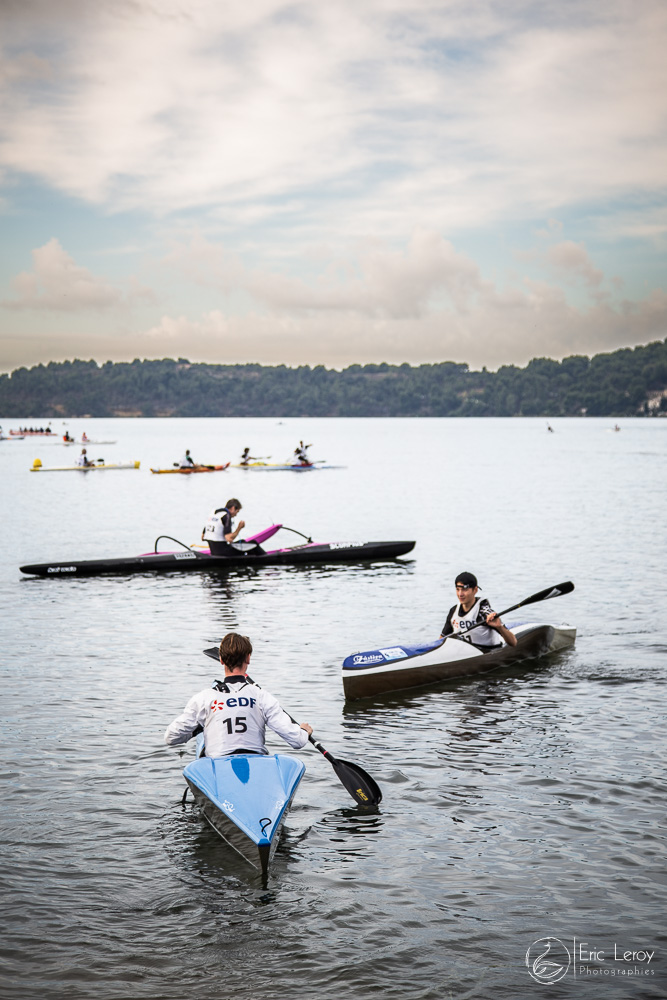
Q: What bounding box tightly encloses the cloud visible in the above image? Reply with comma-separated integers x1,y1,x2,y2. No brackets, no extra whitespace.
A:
0,0,664,238
146,228,667,369
2,238,155,311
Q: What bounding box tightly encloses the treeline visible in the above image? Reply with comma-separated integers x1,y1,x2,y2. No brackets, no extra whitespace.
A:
1,340,667,418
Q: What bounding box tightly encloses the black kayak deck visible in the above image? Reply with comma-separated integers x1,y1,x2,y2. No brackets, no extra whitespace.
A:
20,540,415,577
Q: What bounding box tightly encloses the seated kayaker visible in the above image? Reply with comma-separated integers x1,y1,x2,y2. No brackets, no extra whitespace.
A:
201,497,246,555
240,447,257,466
179,449,195,468
440,572,517,649
293,440,312,466
76,448,93,467
163,632,313,757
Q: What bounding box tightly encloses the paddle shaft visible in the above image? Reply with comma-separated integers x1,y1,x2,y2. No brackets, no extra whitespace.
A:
453,581,574,639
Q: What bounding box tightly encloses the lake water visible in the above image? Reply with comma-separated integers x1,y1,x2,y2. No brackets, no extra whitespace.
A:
1,416,665,999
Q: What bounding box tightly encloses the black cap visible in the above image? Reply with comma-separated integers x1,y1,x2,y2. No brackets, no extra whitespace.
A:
455,571,478,588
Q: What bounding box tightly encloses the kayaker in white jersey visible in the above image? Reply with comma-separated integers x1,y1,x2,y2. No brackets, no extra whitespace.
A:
179,449,195,468
76,448,93,467
164,632,313,757
201,498,246,555
294,440,312,466
239,447,258,466
440,572,517,649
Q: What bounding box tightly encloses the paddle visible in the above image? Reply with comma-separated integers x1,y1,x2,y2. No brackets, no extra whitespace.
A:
453,581,575,639
202,647,382,808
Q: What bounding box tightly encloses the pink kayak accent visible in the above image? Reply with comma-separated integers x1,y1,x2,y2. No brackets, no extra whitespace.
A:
144,524,288,556
246,524,283,545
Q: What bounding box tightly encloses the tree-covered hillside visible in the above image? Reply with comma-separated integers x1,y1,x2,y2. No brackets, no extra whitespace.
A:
1,340,666,418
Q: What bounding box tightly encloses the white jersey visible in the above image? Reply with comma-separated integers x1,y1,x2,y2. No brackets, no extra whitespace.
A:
450,597,503,647
203,508,229,542
164,678,309,758
179,453,194,468
76,453,88,466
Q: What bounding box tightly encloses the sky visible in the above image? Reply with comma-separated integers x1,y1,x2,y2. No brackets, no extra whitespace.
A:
1,0,666,374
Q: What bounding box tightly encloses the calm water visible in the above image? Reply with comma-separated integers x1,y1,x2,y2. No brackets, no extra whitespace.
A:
1,417,665,999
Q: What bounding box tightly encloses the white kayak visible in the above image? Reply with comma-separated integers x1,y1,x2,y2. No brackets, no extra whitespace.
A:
342,621,576,700
30,458,140,472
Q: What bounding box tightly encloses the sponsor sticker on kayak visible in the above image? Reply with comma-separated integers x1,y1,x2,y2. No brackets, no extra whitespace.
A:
379,647,408,660
329,541,366,550
174,552,197,560
352,653,385,665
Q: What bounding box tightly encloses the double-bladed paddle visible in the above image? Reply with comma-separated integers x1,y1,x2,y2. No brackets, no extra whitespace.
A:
202,646,382,808
454,581,575,639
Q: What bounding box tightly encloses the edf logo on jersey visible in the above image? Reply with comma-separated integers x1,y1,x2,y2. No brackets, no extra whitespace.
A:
212,696,257,710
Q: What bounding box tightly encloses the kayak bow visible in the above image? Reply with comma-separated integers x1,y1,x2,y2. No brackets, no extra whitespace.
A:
184,747,305,877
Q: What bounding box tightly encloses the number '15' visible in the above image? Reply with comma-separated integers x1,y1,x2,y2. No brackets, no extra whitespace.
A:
224,716,247,734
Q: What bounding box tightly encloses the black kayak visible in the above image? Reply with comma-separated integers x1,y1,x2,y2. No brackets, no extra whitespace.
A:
20,523,415,578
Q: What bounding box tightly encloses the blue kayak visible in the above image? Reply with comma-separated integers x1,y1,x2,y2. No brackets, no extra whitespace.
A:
183,750,306,876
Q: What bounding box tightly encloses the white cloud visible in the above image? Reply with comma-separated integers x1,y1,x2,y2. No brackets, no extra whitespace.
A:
145,228,667,369
2,238,154,311
0,0,665,237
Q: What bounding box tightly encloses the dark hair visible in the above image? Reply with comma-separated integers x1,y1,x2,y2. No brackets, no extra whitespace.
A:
219,633,253,670
225,498,242,510
455,571,478,588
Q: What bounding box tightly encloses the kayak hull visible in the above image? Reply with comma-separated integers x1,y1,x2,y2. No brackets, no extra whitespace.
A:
342,622,576,700
30,460,140,472
20,539,415,577
232,462,337,471
150,463,230,474
183,753,305,876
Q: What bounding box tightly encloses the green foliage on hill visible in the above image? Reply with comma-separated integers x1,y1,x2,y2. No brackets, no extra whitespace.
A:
1,340,666,418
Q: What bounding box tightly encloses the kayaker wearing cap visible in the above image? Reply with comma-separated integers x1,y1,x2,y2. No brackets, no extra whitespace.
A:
201,498,246,555
163,632,313,757
440,572,517,648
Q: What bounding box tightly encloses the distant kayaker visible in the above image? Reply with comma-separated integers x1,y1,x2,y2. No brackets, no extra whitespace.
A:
63,431,74,442
76,448,93,468
179,449,195,468
81,432,89,442
163,632,313,757
240,447,257,466
440,572,517,648
201,498,246,555
294,440,312,465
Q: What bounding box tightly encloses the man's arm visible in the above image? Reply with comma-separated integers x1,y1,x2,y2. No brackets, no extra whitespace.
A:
440,606,455,638
164,692,207,746
223,516,246,542
485,611,518,647
262,691,312,749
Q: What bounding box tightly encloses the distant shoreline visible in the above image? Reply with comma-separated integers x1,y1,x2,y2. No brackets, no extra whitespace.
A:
1,339,666,419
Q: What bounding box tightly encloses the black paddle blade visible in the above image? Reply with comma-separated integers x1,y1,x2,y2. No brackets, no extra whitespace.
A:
332,757,382,808
517,581,574,608
203,646,219,661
